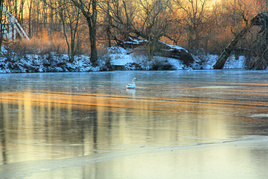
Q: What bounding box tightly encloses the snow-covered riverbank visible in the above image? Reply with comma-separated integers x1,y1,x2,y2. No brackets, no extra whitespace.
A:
0,46,246,73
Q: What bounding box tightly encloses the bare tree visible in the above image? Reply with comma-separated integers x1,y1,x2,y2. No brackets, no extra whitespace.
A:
26,0,33,38
175,0,211,50
58,0,81,62
103,0,172,59
70,0,98,65
97,0,113,47
139,0,172,59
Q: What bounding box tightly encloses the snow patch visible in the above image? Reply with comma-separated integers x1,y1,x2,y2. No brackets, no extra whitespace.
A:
159,41,188,52
224,55,246,69
249,113,268,118
110,54,134,66
199,54,245,70
107,47,127,54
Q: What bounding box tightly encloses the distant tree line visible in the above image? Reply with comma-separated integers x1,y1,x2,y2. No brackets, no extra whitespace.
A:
1,0,268,64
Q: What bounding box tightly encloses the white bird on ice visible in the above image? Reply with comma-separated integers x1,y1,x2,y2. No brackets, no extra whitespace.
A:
126,78,137,89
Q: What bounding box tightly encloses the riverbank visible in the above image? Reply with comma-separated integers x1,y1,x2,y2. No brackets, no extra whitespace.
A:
0,46,247,73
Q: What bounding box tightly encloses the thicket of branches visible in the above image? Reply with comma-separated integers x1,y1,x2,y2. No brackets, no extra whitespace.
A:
1,0,268,62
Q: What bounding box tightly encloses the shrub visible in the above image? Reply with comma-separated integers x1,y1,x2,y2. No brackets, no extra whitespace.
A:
125,63,142,70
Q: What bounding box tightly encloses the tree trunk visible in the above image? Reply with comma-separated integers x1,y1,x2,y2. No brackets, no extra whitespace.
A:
90,0,98,66
213,13,268,69
0,0,3,52
87,17,98,65
19,0,24,25
213,24,252,69
28,0,32,38
71,0,98,66
59,11,71,61
106,1,112,47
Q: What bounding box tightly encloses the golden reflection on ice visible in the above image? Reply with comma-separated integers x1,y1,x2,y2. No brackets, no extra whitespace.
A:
1,89,268,111
0,88,267,163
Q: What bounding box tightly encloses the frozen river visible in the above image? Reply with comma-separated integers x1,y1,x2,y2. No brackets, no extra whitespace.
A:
0,70,268,178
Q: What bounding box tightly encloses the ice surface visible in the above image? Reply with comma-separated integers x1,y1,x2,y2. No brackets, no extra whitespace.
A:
1,40,268,179
1,71,268,178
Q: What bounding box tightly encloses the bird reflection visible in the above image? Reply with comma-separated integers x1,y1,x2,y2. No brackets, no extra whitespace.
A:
126,89,136,97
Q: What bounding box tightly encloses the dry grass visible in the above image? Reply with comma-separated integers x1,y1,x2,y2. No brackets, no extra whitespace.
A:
8,37,67,55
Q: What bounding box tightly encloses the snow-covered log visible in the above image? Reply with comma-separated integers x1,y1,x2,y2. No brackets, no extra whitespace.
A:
115,36,147,49
115,37,195,66
155,41,194,66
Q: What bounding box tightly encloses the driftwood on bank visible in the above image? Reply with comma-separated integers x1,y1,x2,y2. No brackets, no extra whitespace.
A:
214,13,268,69
115,36,195,66
156,41,195,66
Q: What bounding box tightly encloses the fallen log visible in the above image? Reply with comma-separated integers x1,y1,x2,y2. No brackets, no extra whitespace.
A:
213,13,268,69
115,36,195,67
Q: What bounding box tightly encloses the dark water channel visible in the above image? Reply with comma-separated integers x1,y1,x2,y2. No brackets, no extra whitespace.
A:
0,70,268,178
